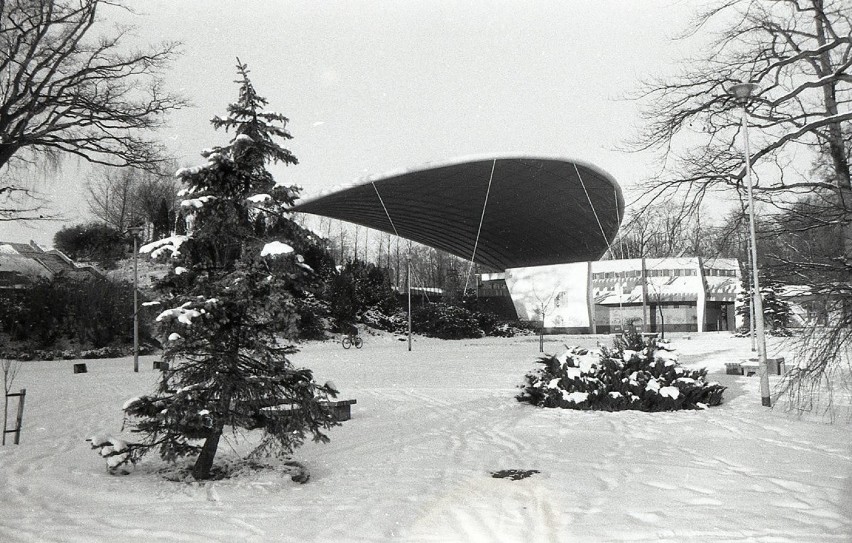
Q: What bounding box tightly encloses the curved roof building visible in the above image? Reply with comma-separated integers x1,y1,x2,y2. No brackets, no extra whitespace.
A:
291,155,624,270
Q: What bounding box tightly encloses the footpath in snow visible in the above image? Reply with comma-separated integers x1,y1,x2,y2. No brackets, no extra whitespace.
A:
0,332,850,542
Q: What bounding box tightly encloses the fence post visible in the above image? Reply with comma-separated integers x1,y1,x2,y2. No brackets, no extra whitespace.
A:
14,389,25,445
2,392,8,446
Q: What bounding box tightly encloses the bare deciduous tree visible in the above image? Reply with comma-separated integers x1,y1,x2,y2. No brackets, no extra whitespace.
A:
631,0,850,214
611,204,743,261
630,0,851,416
0,0,185,220
85,164,179,235
0,182,51,221
0,0,185,169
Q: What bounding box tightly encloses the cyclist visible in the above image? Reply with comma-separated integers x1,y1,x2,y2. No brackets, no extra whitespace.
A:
345,322,359,342
341,322,363,348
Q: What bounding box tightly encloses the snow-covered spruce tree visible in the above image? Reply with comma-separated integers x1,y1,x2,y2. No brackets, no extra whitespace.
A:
121,61,339,480
517,330,726,411
736,280,793,337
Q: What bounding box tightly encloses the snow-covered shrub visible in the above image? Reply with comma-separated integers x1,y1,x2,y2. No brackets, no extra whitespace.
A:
53,222,126,269
361,308,407,333
484,320,534,338
328,259,399,332
517,333,726,411
294,293,330,340
472,311,530,337
412,302,483,339
0,276,153,350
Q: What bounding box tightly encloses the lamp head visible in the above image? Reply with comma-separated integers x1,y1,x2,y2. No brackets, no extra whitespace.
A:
728,82,759,102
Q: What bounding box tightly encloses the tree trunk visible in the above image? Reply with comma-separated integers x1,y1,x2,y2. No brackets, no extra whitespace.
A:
0,143,21,170
192,429,222,480
842,187,852,267
813,4,852,265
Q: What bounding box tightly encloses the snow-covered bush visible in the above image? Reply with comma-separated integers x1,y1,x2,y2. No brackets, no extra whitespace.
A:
517,332,726,411
361,308,407,333
479,318,533,338
412,302,483,339
0,276,153,351
53,222,126,269
328,259,399,332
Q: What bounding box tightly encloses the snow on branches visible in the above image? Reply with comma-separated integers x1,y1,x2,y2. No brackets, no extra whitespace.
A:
139,235,189,260
87,434,137,475
155,298,220,326
260,241,294,257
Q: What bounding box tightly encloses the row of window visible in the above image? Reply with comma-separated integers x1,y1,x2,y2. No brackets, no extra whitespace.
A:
592,267,737,279
593,269,698,279
705,268,738,277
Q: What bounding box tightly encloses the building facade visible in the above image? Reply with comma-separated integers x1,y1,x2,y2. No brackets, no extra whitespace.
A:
0,241,102,290
479,257,741,334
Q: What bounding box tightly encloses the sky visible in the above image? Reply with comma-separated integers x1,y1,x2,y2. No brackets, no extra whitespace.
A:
1,0,704,247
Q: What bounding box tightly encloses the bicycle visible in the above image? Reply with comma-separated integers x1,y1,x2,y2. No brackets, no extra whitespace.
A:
342,334,363,349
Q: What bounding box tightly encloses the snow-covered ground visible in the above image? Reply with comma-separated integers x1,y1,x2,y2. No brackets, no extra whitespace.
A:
1,332,850,542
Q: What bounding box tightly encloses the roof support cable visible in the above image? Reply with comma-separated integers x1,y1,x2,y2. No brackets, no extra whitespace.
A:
575,162,623,330
614,186,625,328
463,159,496,295
575,162,613,254
371,181,399,237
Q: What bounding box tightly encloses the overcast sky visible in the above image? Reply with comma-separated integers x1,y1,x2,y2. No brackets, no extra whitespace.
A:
3,0,703,246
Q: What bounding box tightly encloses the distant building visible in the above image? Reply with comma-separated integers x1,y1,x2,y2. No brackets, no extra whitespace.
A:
779,284,847,328
478,257,742,334
0,241,103,290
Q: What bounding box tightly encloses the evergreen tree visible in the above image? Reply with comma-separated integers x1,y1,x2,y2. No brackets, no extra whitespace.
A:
737,279,793,337
153,198,172,240
123,61,338,480
328,259,398,331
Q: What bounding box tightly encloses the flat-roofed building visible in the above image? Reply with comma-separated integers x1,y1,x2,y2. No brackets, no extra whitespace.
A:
479,257,741,334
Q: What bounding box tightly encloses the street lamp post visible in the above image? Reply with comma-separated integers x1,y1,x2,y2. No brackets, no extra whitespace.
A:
128,226,144,373
728,82,771,407
406,252,412,352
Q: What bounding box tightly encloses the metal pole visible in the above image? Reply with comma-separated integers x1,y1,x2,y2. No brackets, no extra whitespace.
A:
746,240,756,351
640,257,649,333
740,106,771,407
407,253,412,352
133,233,139,373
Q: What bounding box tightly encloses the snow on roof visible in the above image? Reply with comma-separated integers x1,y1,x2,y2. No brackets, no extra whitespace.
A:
0,253,53,283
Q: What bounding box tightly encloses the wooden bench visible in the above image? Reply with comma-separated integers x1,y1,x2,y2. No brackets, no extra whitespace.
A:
252,398,357,422
726,357,786,376
323,399,357,421
725,362,744,375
